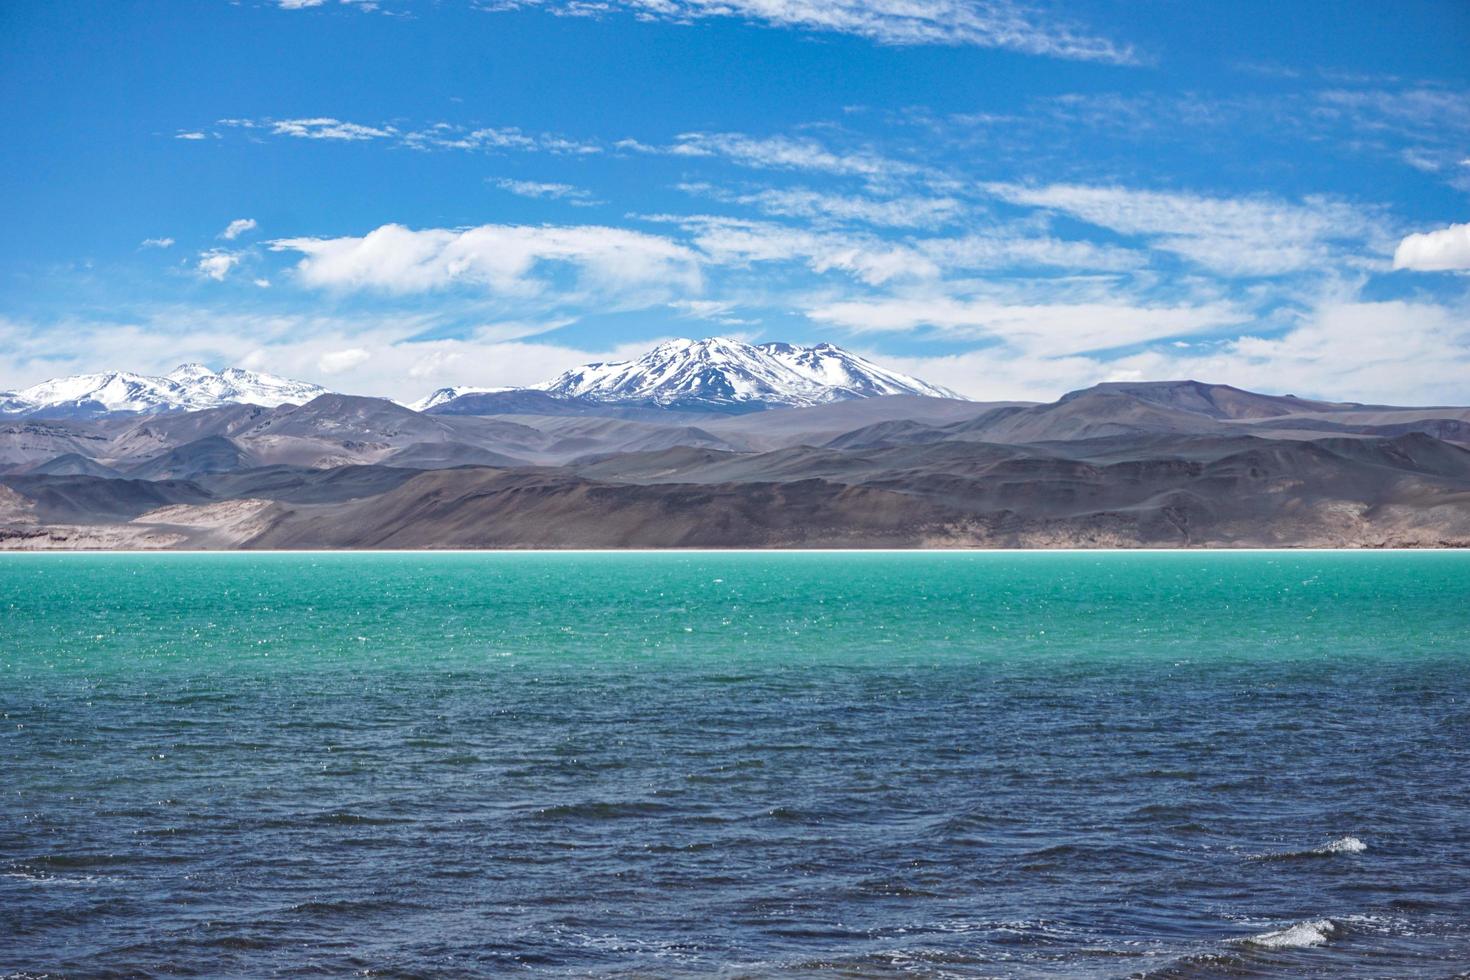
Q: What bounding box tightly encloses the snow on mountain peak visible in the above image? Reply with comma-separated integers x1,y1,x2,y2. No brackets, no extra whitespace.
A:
534,337,959,409
1,364,330,418
167,362,216,383
407,386,512,412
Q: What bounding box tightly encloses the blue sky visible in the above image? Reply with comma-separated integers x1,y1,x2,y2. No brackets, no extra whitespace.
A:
1,0,1468,403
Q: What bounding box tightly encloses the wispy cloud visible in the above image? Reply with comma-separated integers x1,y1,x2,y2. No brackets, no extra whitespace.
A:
983,182,1388,276
272,117,396,140
207,117,601,155
140,237,175,249
805,295,1244,356
406,123,601,154
491,177,597,204
480,0,1136,63
666,131,922,183
659,213,1144,286
679,183,965,229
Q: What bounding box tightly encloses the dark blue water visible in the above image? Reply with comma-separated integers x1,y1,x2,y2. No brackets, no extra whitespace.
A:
2,552,1468,977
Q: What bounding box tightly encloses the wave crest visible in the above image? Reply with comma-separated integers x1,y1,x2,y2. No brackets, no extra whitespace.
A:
1254,835,1367,861
1243,918,1337,949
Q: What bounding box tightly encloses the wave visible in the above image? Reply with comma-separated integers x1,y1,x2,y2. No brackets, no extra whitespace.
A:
1241,917,1337,949
1253,835,1367,861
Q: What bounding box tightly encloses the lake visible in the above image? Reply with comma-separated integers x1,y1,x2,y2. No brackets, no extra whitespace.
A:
2,551,1468,976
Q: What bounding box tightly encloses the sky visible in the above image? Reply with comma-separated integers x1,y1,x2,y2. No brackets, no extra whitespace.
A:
1,0,1468,404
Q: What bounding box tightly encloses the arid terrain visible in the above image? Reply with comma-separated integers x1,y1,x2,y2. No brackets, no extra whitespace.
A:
4,379,1469,549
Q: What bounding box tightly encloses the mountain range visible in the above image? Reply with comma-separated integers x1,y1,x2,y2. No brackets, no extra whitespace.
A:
2,338,955,419
2,340,1468,550
0,364,328,418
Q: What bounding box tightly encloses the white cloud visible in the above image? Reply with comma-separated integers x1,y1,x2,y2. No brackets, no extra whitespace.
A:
491,178,596,204
983,182,1387,276
668,299,757,326
1315,88,1470,142
669,132,920,182
675,216,940,285
174,131,208,140
220,218,259,240
271,222,702,300
405,124,600,155
1110,300,1470,405
317,347,372,373
3,294,1465,408
1393,222,1470,272
805,296,1244,355
918,233,1145,273
878,299,1470,404
212,117,602,155
268,118,396,141
140,237,175,249
483,0,1135,63
0,311,661,403
681,183,964,229
196,249,242,281
662,214,1143,286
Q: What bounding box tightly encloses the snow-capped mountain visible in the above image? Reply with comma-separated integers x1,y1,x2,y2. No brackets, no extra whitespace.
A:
407,386,511,413
754,342,957,400
0,364,329,418
535,337,958,409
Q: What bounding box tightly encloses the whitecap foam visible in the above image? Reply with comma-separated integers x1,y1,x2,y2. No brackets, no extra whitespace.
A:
1253,835,1367,860
1244,918,1336,949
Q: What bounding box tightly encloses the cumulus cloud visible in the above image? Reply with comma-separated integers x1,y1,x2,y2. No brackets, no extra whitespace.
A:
140,237,175,249
220,218,259,240
196,249,242,281
270,222,702,300
983,182,1387,276
481,0,1135,63
317,347,372,373
1393,222,1470,272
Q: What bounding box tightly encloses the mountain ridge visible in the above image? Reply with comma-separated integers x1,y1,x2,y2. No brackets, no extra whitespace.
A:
0,364,328,419
535,337,958,409
1,338,957,419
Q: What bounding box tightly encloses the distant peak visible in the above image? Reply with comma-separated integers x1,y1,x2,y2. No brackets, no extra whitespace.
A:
532,336,959,408
168,362,216,380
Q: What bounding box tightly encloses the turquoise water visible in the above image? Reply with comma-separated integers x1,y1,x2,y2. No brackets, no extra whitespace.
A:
2,552,1468,976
